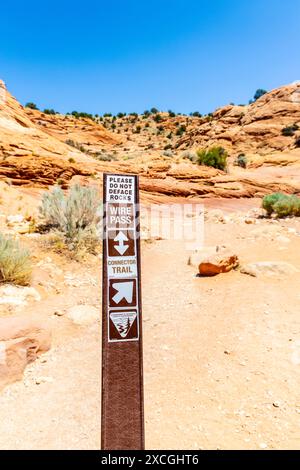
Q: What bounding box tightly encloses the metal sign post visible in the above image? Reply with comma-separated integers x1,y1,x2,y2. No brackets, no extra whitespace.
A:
101,173,144,450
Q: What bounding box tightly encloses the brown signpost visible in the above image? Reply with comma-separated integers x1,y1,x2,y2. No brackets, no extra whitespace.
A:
101,173,144,450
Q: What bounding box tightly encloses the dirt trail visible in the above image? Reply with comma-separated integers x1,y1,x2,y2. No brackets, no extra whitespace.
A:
0,210,300,449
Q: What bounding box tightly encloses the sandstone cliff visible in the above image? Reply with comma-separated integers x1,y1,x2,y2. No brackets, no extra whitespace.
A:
0,80,300,199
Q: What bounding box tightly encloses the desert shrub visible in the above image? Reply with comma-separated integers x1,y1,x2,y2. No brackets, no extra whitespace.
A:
39,184,101,254
196,146,228,170
262,192,285,215
68,157,75,163
168,110,176,117
0,234,32,285
181,150,196,162
150,107,159,114
25,102,38,110
71,111,94,120
235,153,248,168
43,108,57,115
282,124,299,137
190,111,202,117
253,89,267,101
164,144,172,150
262,193,300,217
176,125,186,136
92,153,117,162
295,137,300,148
273,195,300,218
153,114,163,123
65,139,85,153
162,150,173,157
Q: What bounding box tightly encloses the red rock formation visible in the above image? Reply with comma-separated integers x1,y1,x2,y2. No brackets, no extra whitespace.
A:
0,315,51,390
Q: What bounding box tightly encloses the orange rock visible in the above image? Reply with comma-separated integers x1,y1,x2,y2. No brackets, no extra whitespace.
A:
199,252,239,276
0,315,51,390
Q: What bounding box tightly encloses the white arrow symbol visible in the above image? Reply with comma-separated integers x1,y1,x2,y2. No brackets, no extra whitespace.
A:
114,231,129,255
112,281,133,304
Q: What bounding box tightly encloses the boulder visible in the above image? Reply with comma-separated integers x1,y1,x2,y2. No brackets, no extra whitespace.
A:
199,252,239,276
66,305,99,326
0,315,51,390
0,285,41,307
240,261,299,277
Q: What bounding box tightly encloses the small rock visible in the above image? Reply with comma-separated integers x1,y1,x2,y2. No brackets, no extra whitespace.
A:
273,401,281,408
205,209,225,223
35,376,53,385
66,305,99,326
53,310,65,317
259,443,268,449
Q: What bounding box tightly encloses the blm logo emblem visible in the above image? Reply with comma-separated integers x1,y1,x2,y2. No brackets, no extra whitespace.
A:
109,309,139,342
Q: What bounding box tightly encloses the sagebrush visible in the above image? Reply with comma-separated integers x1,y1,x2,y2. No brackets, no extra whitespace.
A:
0,234,32,285
262,193,300,217
196,146,228,170
39,184,101,254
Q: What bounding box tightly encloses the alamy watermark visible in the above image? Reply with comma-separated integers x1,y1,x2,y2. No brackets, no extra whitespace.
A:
101,203,204,251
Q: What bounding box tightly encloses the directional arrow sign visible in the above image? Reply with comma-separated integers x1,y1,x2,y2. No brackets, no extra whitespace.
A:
114,231,129,255
112,281,133,304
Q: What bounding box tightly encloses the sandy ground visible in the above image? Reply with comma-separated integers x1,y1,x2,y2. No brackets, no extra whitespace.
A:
0,199,300,450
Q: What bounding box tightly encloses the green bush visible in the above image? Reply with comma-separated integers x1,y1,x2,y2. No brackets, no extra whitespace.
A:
71,111,94,120
262,193,300,217
39,184,101,254
273,196,299,218
262,192,285,215
282,124,299,137
153,114,163,123
65,139,85,153
175,125,186,136
43,109,57,115
235,153,247,168
253,89,267,101
25,102,38,110
0,234,32,286
196,146,228,170
91,153,117,162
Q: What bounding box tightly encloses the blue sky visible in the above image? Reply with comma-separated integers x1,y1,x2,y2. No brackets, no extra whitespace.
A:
1,0,300,115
